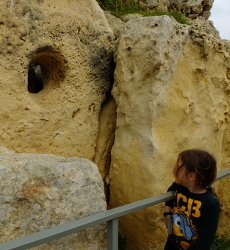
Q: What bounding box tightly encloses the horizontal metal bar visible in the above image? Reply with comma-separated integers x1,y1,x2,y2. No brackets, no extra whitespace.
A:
216,168,230,181
0,191,174,250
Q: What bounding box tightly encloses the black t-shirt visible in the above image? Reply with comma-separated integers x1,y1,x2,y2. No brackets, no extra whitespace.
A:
165,182,220,250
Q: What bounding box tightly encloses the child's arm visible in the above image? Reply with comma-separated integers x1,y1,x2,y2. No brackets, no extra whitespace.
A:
164,182,179,233
164,206,172,229
164,182,178,231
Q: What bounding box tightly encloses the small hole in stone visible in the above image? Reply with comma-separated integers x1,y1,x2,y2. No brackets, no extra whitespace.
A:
28,63,44,93
27,47,67,94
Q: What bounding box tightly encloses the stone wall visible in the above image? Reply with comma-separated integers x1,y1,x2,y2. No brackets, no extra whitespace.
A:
0,147,107,249
0,0,114,159
110,15,230,249
1,0,230,249
141,0,214,19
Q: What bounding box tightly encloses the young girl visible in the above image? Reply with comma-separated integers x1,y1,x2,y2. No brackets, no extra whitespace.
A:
164,149,220,250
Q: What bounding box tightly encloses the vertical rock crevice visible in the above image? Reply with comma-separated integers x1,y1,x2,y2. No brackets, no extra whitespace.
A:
93,87,117,205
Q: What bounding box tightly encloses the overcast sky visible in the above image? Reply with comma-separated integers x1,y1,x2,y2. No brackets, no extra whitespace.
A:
209,0,230,40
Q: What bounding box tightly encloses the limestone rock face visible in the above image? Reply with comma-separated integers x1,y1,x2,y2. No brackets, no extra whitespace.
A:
140,0,214,19
93,94,117,198
104,11,124,40
216,40,230,238
0,0,114,159
169,0,214,19
141,0,170,12
1,1,230,249
0,147,107,249
110,15,230,249
190,17,220,38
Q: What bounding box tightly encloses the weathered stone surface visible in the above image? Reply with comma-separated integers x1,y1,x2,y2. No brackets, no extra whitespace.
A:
190,17,220,38
104,11,124,40
0,147,107,249
215,39,230,238
169,0,214,19
0,0,114,160
1,1,230,249
140,0,213,19
141,0,170,11
121,13,144,22
93,93,117,199
110,15,230,249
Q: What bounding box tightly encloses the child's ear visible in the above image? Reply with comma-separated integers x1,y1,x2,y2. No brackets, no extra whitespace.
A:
188,172,196,182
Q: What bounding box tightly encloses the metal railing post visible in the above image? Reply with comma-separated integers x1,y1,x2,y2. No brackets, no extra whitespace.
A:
107,218,118,250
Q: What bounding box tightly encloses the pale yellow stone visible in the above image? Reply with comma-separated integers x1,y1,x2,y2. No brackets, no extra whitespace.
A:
0,0,114,160
1,1,230,248
110,16,230,249
0,148,107,249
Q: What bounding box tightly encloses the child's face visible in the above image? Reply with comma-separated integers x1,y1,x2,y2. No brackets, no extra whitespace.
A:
174,159,190,187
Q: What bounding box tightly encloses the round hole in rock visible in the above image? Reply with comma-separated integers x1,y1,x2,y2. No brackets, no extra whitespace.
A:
27,48,67,93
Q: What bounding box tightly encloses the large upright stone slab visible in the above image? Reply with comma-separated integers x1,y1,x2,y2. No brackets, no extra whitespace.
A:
110,15,230,249
0,147,107,249
0,0,114,159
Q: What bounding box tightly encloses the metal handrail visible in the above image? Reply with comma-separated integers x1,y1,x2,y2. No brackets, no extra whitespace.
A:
1,169,230,250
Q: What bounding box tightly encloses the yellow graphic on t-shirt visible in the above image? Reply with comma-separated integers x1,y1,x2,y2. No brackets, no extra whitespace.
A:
176,193,202,218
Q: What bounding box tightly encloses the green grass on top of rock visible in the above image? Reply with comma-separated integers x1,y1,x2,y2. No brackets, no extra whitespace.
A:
96,0,190,25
